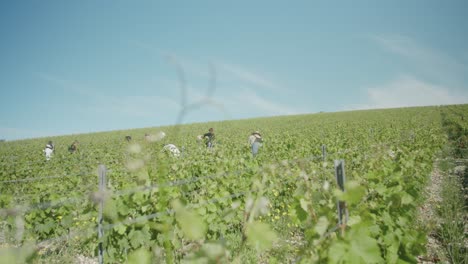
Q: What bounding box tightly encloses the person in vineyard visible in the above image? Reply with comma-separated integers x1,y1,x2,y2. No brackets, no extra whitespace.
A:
163,143,181,157
248,131,263,157
203,128,215,148
68,140,79,153
43,140,55,161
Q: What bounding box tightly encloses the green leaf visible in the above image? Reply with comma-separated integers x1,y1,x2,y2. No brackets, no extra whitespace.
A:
60,215,74,227
136,169,149,183
207,203,217,212
141,204,151,213
117,237,130,251
328,241,347,263
201,242,225,259
197,207,207,216
114,224,127,235
132,192,146,204
314,216,329,236
347,215,362,226
400,192,414,205
386,241,399,264
172,200,207,240
375,185,387,195
104,199,118,220
342,181,366,204
293,202,308,222
245,221,278,252
300,198,309,212
0,244,36,264
127,247,152,264
129,230,144,248
349,235,384,263
117,201,130,216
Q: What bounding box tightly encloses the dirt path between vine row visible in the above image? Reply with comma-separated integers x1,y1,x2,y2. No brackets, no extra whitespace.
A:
417,160,445,263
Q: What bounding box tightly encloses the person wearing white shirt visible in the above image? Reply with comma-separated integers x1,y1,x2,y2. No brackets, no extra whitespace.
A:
43,141,55,161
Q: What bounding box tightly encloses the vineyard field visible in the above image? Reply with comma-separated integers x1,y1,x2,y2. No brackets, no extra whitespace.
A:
1,105,466,263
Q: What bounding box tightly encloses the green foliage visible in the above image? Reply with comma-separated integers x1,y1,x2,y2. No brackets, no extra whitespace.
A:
0,105,457,262
127,247,152,264
172,200,207,240
245,221,278,252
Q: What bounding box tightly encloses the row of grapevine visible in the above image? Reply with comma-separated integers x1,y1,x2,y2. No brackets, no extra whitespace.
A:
440,104,468,158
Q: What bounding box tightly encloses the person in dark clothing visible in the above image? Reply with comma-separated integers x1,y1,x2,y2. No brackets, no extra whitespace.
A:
203,128,215,148
68,140,79,153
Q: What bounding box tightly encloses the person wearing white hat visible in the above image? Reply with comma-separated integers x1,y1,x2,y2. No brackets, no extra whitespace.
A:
248,131,263,157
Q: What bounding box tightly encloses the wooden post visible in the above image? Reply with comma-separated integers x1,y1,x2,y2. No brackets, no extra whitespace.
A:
322,145,327,161
334,160,348,236
98,165,106,264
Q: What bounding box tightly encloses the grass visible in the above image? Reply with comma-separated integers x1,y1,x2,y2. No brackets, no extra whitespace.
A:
438,174,467,263
436,148,468,264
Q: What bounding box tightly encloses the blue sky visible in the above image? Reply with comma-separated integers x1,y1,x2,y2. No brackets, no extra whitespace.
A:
1,1,467,140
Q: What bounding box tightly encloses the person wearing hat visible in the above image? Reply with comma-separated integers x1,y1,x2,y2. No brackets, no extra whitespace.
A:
248,131,263,157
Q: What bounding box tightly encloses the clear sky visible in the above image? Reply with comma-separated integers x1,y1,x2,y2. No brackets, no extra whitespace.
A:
1,1,467,141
